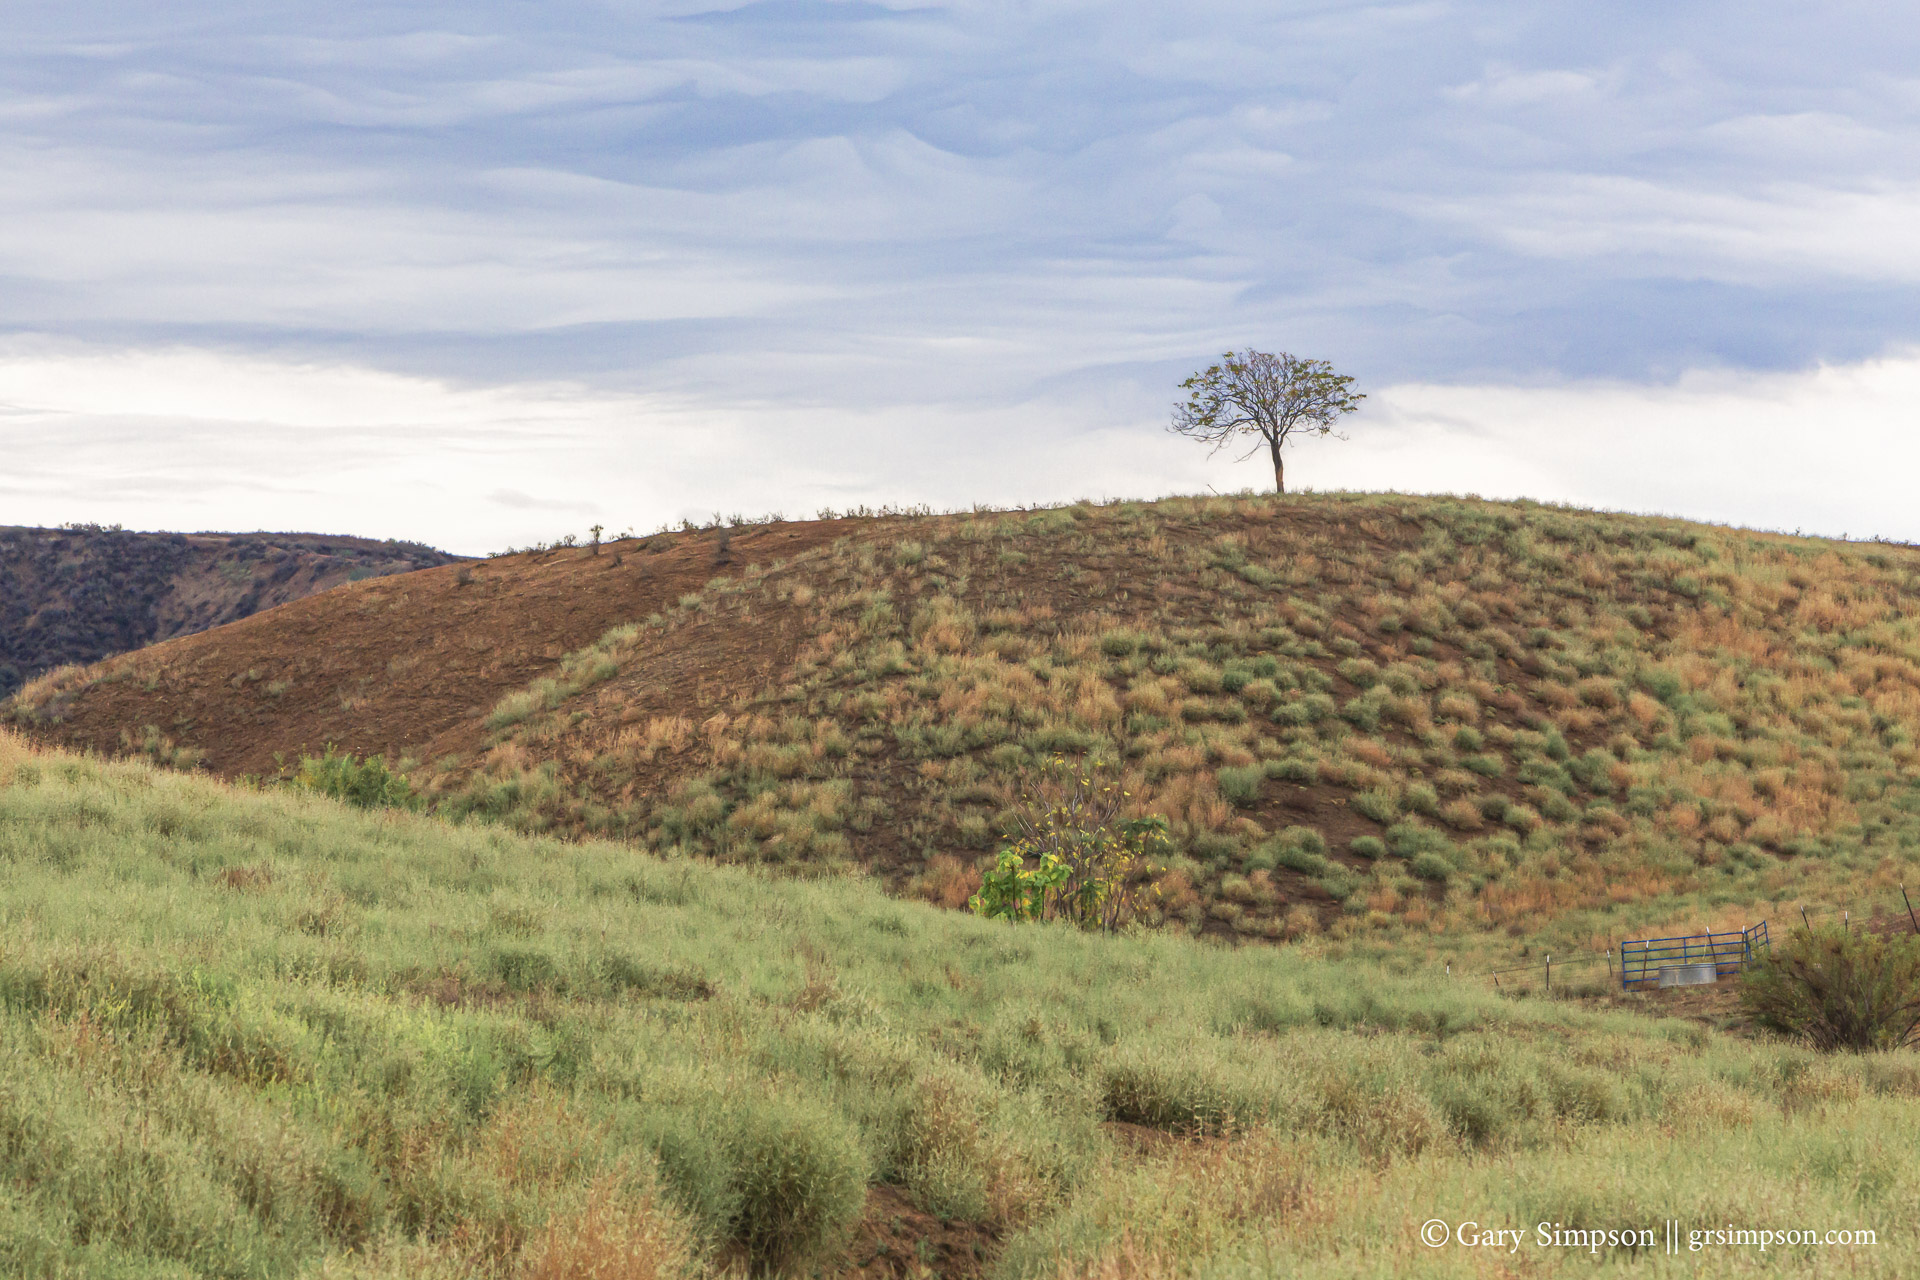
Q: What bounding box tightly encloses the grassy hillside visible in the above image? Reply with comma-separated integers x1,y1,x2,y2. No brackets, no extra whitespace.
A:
425,493,1920,954
0,730,1912,1278
11,492,1920,957
0,525,460,700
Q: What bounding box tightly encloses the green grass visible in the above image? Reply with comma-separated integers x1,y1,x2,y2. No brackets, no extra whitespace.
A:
2,732,1917,1276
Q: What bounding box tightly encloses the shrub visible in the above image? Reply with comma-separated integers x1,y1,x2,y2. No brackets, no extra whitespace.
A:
1403,782,1440,817
1101,1051,1260,1135
1351,787,1399,823
1336,658,1380,688
1270,701,1314,727
1266,756,1319,784
294,747,420,811
970,756,1170,931
1740,927,1920,1052
1279,825,1327,856
1190,831,1241,864
1340,696,1383,732
655,1095,869,1272
1385,821,1453,861
1501,803,1542,834
1216,764,1264,807
1533,789,1579,822
1569,748,1618,793
1274,845,1329,877
1349,836,1388,860
1408,853,1453,882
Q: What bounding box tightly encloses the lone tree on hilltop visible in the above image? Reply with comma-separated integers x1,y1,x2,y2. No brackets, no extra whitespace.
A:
1169,350,1363,493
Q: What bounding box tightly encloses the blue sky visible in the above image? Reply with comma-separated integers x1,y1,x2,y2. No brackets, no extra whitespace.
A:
3,2,1917,551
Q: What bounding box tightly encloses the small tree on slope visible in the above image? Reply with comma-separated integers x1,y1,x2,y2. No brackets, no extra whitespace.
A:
1169,350,1364,493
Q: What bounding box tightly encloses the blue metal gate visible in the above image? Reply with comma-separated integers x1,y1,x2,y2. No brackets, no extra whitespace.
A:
1619,921,1770,990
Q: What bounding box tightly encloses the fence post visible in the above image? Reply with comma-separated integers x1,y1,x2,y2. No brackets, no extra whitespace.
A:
1545,954,1551,994
1904,886,1918,935
1800,906,1811,932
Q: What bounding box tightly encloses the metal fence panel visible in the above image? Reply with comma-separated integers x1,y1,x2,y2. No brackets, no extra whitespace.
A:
1619,922,1770,990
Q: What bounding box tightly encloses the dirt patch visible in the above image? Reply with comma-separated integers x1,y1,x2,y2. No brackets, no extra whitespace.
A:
840,1185,998,1280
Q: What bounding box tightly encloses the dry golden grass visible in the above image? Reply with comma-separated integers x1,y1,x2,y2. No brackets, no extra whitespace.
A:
516,1182,694,1280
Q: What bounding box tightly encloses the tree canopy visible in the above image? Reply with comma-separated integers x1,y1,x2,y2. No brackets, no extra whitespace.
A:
1169,350,1363,493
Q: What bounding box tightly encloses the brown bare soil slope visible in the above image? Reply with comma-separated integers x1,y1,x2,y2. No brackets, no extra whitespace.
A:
0,524,461,698
4,521,862,777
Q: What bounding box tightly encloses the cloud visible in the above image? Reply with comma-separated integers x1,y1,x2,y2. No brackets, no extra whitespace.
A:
1309,350,1920,543
2,1,1917,546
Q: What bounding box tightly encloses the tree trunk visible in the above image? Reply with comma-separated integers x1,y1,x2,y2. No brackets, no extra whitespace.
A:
1270,438,1285,494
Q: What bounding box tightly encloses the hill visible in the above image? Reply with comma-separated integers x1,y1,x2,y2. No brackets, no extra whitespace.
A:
0,729,1908,1278
9,493,1920,955
0,524,463,699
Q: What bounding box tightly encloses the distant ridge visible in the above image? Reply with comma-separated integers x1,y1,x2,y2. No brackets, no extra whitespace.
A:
0,524,464,697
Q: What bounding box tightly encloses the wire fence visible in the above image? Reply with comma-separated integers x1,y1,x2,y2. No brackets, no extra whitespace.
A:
1458,885,1920,995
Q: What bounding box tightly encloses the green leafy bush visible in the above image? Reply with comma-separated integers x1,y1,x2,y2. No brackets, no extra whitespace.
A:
1349,836,1388,860
1740,926,1920,1052
293,746,419,811
969,756,1170,930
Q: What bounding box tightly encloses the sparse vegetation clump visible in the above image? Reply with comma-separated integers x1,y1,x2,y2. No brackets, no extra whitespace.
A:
3,731,1918,1278
294,744,422,810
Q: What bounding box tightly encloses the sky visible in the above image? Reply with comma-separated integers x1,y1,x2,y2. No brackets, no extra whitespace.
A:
3,1,1917,553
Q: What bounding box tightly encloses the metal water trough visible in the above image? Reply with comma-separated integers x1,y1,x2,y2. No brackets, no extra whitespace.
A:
1657,962,1720,988
1620,922,1769,990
